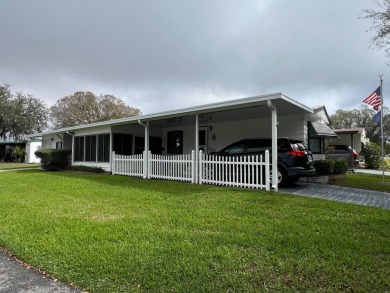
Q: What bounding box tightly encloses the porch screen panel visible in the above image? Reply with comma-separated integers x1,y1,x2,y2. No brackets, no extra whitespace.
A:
85,135,97,162
98,134,110,162
74,137,84,161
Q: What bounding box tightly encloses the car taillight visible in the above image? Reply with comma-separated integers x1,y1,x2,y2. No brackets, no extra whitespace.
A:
353,151,359,159
288,150,306,157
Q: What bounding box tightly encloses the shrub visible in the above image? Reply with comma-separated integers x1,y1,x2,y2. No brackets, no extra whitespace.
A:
65,165,105,173
314,160,334,175
332,159,348,174
12,146,26,163
35,149,71,171
362,142,381,169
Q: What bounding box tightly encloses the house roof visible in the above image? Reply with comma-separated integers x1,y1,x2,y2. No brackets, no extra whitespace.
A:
28,92,315,137
309,121,338,137
313,106,332,125
333,128,365,135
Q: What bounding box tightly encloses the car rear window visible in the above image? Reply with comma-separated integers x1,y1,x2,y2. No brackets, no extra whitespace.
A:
291,142,308,151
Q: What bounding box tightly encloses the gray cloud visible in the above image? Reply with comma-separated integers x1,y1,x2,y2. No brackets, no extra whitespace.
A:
0,0,387,115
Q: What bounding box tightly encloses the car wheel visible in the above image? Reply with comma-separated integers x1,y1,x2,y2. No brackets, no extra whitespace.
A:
270,167,287,186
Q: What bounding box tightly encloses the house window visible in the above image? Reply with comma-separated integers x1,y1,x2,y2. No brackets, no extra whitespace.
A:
98,134,110,162
74,137,84,161
309,138,322,154
167,131,183,154
55,141,63,149
113,133,132,155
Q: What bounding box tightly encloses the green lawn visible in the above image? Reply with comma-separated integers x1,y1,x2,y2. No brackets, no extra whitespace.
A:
0,163,40,170
0,170,389,292
330,172,390,192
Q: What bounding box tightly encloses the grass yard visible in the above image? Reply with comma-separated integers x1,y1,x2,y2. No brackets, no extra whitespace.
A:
0,170,389,292
0,163,40,170
330,172,390,193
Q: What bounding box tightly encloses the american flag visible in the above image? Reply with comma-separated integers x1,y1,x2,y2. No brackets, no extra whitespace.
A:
363,86,382,110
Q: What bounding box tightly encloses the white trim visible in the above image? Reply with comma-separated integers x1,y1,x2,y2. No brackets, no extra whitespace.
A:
28,92,313,137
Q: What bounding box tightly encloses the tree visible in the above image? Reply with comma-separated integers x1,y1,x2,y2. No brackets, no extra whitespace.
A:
0,85,48,140
362,0,390,62
330,105,390,143
50,91,142,129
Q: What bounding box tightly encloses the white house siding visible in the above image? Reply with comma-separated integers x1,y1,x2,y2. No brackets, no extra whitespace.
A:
42,134,63,149
25,141,41,163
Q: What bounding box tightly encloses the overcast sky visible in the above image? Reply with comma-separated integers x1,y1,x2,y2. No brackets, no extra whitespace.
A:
0,1,387,115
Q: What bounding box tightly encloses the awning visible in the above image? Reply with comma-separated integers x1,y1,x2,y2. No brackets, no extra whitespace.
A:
309,121,338,137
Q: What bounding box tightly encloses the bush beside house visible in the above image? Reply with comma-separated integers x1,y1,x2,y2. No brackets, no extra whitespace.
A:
310,159,348,183
35,149,71,171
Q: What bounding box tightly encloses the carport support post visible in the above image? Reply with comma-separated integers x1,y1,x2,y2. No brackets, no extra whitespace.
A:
267,100,278,191
138,119,150,179
195,113,199,184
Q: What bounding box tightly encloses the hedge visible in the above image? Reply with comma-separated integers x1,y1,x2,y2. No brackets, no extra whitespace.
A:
314,159,348,176
65,165,105,173
332,160,348,174
35,149,71,171
314,160,334,176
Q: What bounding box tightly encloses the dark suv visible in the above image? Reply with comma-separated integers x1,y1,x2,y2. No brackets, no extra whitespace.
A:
213,138,316,186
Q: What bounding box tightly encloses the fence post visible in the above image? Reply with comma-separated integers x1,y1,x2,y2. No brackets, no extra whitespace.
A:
142,151,146,179
198,150,203,184
112,151,115,175
265,150,270,191
148,151,152,179
191,150,196,184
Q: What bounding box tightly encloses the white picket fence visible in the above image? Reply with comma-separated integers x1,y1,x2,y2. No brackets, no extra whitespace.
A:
112,152,144,177
199,150,270,190
111,150,270,190
149,151,195,182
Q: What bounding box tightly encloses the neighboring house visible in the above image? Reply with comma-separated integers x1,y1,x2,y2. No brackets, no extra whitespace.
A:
0,139,41,163
329,128,369,154
25,138,42,163
28,92,336,190
307,106,338,160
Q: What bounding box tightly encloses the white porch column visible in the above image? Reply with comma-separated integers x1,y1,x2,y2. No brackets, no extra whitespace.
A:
195,113,199,184
138,119,150,179
267,100,278,191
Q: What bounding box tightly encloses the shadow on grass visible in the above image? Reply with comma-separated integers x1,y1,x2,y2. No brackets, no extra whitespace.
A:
15,169,261,197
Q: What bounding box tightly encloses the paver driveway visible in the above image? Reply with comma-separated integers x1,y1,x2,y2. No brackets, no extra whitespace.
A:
280,182,390,209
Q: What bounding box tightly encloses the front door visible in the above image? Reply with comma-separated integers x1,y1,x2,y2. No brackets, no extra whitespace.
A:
167,131,183,154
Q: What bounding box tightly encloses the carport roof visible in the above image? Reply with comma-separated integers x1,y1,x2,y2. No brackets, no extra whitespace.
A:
28,92,314,136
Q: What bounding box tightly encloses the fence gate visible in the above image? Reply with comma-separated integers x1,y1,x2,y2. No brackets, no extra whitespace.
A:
111,152,144,177
149,151,195,182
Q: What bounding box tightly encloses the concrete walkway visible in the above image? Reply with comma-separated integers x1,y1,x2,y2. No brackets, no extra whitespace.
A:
0,168,40,172
0,249,82,293
354,168,390,176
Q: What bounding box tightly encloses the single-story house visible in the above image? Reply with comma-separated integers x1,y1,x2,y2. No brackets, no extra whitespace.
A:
329,128,369,153
0,138,42,163
307,106,338,160
29,92,336,190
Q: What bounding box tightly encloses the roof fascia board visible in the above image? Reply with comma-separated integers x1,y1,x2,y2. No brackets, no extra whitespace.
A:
281,94,314,113
33,92,314,136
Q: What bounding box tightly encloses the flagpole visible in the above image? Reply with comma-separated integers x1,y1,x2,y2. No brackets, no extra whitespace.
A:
380,74,384,183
